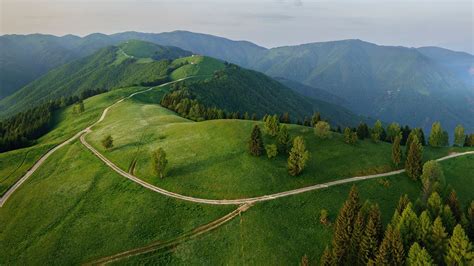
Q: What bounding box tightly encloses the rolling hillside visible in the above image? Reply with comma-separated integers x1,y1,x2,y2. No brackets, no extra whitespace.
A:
248,40,474,133
0,41,190,118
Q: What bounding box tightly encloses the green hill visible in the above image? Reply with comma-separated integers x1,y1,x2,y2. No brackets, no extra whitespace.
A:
247,40,474,133
0,41,191,118
1,82,472,264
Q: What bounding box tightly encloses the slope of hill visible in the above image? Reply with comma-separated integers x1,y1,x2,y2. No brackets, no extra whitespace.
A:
248,40,474,133
0,41,190,118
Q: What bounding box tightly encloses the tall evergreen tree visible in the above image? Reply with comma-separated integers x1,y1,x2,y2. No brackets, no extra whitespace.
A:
332,186,361,264
391,135,402,167
401,125,411,145
427,192,443,218
428,217,448,265
386,122,401,143
371,120,383,143
320,246,333,266
421,160,445,201
429,121,445,147
396,194,411,215
375,225,405,265
287,136,309,176
454,124,466,147
441,205,456,234
407,242,434,265
248,125,264,156
311,112,321,127
360,204,382,264
314,121,331,139
356,123,370,140
405,135,423,180
447,190,462,223
397,203,420,249
419,210,432,246
276,124,291,154
151,148,168,179
350,210,366,265
445,224,473,265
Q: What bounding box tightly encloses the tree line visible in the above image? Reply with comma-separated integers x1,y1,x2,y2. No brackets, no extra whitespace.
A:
317,160,473,265
0,88,106,152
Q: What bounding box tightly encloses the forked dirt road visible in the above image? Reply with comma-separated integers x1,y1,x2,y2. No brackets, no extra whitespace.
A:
1,76,474,207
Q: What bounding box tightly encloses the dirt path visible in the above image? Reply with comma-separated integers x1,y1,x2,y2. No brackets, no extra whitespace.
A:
0,79,189,208
85,203,252,265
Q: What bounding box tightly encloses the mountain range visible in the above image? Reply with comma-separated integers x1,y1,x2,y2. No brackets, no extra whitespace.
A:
1,31,472,133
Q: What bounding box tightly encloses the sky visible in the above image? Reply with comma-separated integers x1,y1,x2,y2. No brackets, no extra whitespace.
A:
1,0,473,53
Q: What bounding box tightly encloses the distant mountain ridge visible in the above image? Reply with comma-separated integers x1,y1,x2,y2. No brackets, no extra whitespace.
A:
1,31,472,133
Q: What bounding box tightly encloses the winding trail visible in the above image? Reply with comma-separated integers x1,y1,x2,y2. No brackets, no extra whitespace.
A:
1,76,474,208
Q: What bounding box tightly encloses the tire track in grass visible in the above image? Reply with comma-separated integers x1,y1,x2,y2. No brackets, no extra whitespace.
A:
85,203,253,265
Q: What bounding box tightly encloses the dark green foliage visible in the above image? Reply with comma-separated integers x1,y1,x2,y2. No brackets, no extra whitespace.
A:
101,135,113,150
467,201,474,240
405,136,423,180
287,136,309,176
356,122,370,140
248,125,264,156
401,125,411,145
446,190,462,223
445,225,473,265
464,134,474,147
151,148,168,179
344,127,358,145
280,112,290,123
276,125,291,154
386,122,401,143
396,194,411,215
421,160,445,201
391,135,402,167
428,217,449,265
397,203,420,249
311,112,321,127
331,185,361,264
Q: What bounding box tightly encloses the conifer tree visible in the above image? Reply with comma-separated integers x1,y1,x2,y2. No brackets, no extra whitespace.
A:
397,203,420,249
356,123,370,140
445,224,473,265
427,192,443,218
265,144,278,159
386,122,401,143
419,210,432,246
151,148,168,179
311,112,321,127
314,121,331,139
467,201,474,240
371,120,383,143
405,135,423,180
276,125,291,154
421,160,445,201
287,136,309,176
320,246,333,266
375,225,405,265
454,124,466,147
428,217,448,265
280,112,290,123
360,204,382,264
441,205,456,234
447,190,462,223
391,135,402,167
350,210,366,265
248,125,264,156
429,121,445,147
332,186,361,264
397,194,411,215
407,242,434,265
101,135,113,150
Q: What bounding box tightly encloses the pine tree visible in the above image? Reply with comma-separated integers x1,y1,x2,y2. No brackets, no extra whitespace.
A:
350,210,366,265
332,186,361,264
151,148,168,179
311,112,321,127
276,125,291,154
386,122,401,143
419,211,432,247
359,204,382,264
428,217,448,265
441,205,456,234
314,121,331,139
397,203,420,249
405,135,423,180
101,135,113,150
429,121,445,147
467,201,474,241
454,124,466,147
397,194,411,215
371,120,383,143
356,123,370,140
421,160,445,201
320,246,333,266
264,114,280,136
391,135,402,167
375,225,405,265
287,136,309,176
447,190,462,223
248,125,264,156
427,192,443,218
445,224,473,265
407,242,434,265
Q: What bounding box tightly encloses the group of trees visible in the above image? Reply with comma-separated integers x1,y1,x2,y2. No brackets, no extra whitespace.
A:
0,88,105,152
248,119,309,176
320,182,473,265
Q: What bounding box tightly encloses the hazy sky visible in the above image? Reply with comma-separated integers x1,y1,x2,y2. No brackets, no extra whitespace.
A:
1,0,473,53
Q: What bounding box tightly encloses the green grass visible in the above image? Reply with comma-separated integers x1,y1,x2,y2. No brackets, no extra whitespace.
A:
0,141,233,265
170,56,225,80
86,88,467,199
118,154,474,265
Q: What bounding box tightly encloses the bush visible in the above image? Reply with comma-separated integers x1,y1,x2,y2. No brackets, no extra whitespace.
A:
314,121,331,139
265,144,278,159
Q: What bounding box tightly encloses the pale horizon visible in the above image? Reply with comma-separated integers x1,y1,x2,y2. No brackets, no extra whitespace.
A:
1,0,473,53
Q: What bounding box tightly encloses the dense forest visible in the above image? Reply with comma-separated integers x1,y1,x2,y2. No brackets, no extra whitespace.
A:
0,88,106,152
